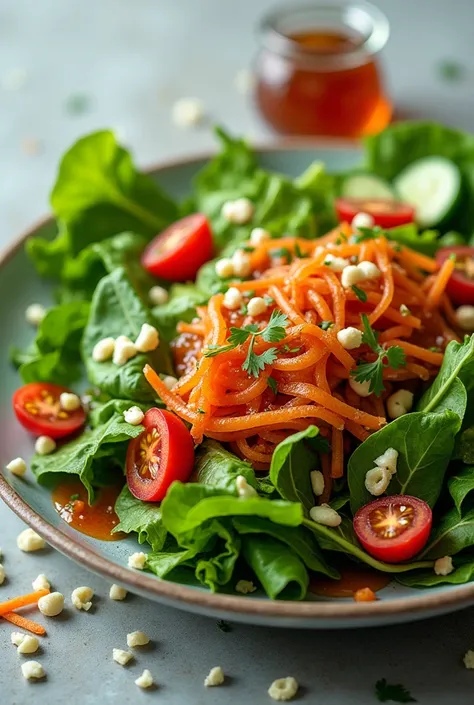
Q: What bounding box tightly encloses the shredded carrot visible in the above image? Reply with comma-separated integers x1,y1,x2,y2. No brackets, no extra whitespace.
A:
2,612,46,635
0,589,49,617
426,256,456,310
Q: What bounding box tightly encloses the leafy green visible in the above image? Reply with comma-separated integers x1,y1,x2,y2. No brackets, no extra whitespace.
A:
396,559,474,588
152,282,207,342
348,410,461,514
82,267,173,401
269,426,320,511
421,506,474,559
417,335,474,418
448,466,474,514
375,678,416,703
194,441,257,491
241,535,308,600
455,427,474,464
31,410,143,501
114,485,166,551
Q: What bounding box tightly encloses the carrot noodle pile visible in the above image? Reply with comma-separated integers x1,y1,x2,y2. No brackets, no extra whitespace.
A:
145,223,459,500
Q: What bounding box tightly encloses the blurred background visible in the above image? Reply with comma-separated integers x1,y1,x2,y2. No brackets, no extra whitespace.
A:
0,0,473,243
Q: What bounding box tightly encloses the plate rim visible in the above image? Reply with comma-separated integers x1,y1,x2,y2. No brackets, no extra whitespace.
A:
2,141,473,623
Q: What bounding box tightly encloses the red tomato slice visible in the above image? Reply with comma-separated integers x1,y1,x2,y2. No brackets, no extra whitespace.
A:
126,408,195,502
436,246,474,305
353,495,432,563
335,197,415,229
141,213,213,282
13,382,86,439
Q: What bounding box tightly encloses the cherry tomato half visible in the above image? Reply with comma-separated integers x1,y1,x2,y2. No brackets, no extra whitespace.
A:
141,213,214,282
353,495,432,563
436,246,474,305
13,382,86,439
335,197,415,229
126,408,195,502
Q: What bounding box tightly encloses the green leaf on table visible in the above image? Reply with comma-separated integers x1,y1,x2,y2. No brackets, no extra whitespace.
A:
348,410,461,514
375,678,416,703
31,410,143,501
81,267,173,401
114,485,166,551
270,426,321,511
241,534,309,600
448,466,474,514
421,506,474,559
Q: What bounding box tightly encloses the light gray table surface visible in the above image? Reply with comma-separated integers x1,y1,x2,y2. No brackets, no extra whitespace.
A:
2,0,474,703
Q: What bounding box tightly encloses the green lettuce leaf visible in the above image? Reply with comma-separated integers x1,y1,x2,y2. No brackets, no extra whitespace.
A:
194,440,257,491
269,426,321,511
114,485,166,551
421,506,474,559
241,534,309,600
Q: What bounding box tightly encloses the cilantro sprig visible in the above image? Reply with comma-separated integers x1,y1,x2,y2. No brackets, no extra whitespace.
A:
350,314,406,396
375,678,416,703
203,309,288,378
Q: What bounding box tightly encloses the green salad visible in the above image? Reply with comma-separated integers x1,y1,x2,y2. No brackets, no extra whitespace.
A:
10,120,474,601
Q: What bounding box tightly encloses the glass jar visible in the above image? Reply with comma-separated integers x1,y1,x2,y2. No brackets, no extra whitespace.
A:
254,1,391,138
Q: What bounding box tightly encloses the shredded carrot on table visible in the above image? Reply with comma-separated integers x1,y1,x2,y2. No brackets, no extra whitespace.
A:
144,229,460,502
0,589,49,616
2,612,46,635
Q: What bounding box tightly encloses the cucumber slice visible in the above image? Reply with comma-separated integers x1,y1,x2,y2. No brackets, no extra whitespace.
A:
341,172,396,200
393,156,462,228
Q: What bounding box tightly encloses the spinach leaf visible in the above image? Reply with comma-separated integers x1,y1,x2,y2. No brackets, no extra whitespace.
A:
269,426,320,511
113,485,166,551
303,517,433,574
455,427,474,464
82,267,173,401
396,559,474,588
18,350,82,386
421,506,474,559
31,410,143,501
417,335,474,416
51,130,178,252
161,482,302,538
448,466,474,514
348,411,460,514
195,522,241,590
385,224,440,256
194,440,257,491
241,534,309,600
232,516,338,579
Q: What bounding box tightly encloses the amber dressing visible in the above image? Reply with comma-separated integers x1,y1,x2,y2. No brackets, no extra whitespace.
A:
310,566,391,598
52,479,125,541
255,29,392,137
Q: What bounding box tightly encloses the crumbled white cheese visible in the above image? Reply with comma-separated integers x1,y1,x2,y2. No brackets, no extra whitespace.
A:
309,504,341,527
204,666,225,687
434,556,454,576
0,564,5,585
21,661,45,680
223,287,243,310
59,392,82,412
215,257,234,279
35,435,56,456
352,212,375,230
127,631,150,647
323,254,350,272
162,375,178,391
464,650,474,669
222,198,254,225
135,323,160,353
172,98,205,128
32,574,50,591
6,457,27,476
399,304,411,317
235,580,256,594
310,470,325,497
231,249,252,278
25,303,46,326
236,475,257,498
17,635,40,655
113,336,137,366
149,285,169,306
374,448,399,475
249,227,270,246
123,406,145,426
113,648,133,666
17,529,46,552
247,296,267,317
11,632,26,647
387,389,414,419
135,669,154,688
456,305,474,331
38,592,64,617
128,552,147,570
341,264,364,288
348,378,372,397
109,584,127,601
71,586,94,611
364,466,392,496
336,327,363,350
268,676,299,701
92,337,115,362
357,260,381,280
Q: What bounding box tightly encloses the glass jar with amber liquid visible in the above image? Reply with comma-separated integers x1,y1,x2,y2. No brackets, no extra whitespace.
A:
254,2,392,138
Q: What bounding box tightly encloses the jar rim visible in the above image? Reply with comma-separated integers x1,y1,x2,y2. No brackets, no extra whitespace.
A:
258,1,390,69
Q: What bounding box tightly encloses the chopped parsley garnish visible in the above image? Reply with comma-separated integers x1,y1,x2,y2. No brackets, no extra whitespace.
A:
438,59,464,82
203,309,288,378
294,243,309,259
351,284,368,303
350,314,406,396
428,346,442,353
239,303,248,315
375,678,416,703
318,320,334,331
216,620,231,633
243,289,256,299
70,493,80,501
270,247,292,263
197,408,206,414
241,245,255,253
263,295,274,306
351,225,384,243
267,376,278,394
335,231,348,245
282,344,302,353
